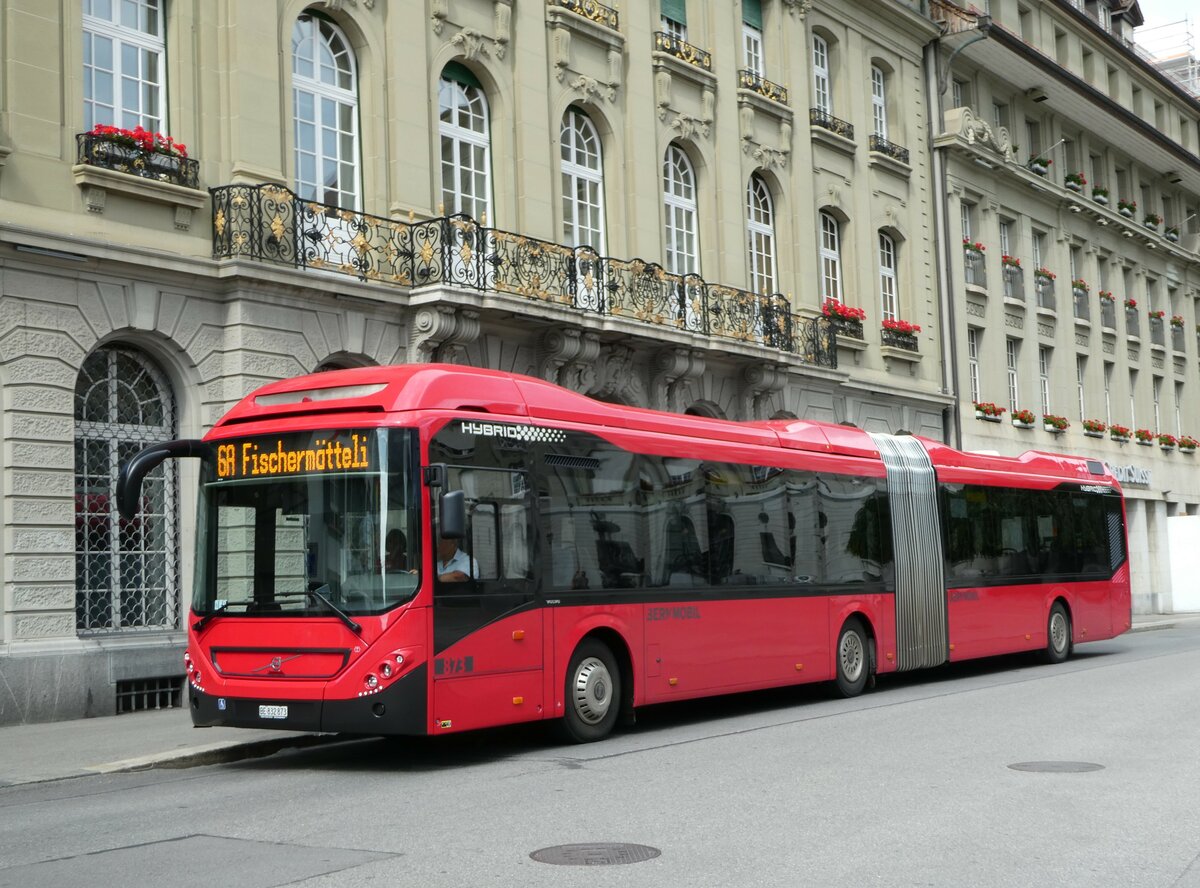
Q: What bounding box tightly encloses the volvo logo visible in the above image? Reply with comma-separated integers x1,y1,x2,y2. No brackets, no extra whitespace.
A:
253,654,300,674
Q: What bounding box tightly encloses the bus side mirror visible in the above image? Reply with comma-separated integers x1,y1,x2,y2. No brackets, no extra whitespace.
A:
440,490,466,540
117,439,214,520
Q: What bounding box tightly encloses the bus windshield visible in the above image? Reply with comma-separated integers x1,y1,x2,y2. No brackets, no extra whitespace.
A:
193,428,419,618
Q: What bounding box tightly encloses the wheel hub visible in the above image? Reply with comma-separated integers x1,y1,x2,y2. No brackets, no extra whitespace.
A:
572,657,612,725
840,632,864,682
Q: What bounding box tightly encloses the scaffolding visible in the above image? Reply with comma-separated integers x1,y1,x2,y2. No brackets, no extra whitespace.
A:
1133,18,1200,98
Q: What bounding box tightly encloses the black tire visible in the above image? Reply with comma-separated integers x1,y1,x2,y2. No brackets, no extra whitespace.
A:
835,618,870,698
559,638,621,743
1045,602,1072,664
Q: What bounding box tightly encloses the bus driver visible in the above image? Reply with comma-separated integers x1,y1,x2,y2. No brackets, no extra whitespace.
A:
437,536,478,582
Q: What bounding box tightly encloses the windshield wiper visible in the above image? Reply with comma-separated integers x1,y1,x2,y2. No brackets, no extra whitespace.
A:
308,584,362,635
192,600,245,632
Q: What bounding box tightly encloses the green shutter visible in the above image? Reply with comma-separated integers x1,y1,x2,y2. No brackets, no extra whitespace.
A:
441,61,481,90
661,0,687,25
742,0,762,29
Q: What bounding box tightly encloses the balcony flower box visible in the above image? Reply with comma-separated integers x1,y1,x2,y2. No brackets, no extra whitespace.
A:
1134,428,1154,445
962,239,985,261
1171,315,1185,329
822,298,866,339
1012,408,1036,429
1117,199,1137,219
1179,436,1197,453
1158,433,1178,451
974,401,1004,422
1043,414,1069,434
1064,171,1086,192
1124,298,1138,310
76,125,197,189
1082,419,1106,439
1148,310,1165,320
1001,255,1022,271
1028,157,1051,176
1143,213,1163,230
1165,227,1180,243
1092,186,1109,205
1098,290,1114,303
1109,424,1131,443
1071,278,1089,299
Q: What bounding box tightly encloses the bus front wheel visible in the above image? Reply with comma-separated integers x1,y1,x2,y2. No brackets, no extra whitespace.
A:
1044,602,1072,664
835,618,870,698
560,639,621,743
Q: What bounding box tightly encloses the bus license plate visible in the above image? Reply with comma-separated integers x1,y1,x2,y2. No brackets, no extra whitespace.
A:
258,705,288,720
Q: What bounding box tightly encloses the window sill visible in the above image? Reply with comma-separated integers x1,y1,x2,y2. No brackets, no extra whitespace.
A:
1002,296,1026,311
810,123,856,157
1035,307,1057,322
546,5,624,51
867,149,911,178
652,50,717,90
881,344,921,375
965,283,987,299
738,88,793,122
72,163,207,230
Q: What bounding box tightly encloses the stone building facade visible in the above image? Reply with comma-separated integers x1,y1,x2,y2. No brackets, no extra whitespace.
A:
0,0,947,724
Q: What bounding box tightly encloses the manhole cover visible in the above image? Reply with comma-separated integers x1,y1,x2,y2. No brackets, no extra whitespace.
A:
1008,761,1105,773
529,843,661,866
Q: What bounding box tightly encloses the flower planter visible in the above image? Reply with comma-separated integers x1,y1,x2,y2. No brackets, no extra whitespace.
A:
1136,439,1153,446
1093,194,1109,205
1029,163,1048,176
1065,181,1082,192
1161,444,1176,452
1044,424,1066,434
1181,447,1196,455
964,249,983,261
1111,435,1130,443
1083,430,1105,439
1119,207,1135,219
1166,232,1179,243
975,411,1002,423
1012,419,1034,430
1144,221,1158,230
1072,288,1088,299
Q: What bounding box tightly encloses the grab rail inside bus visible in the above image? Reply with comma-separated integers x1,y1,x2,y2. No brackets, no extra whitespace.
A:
117,439,214,520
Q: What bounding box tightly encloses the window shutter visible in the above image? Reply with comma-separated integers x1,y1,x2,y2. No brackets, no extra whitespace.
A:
661,0,687,25
743,0,763,29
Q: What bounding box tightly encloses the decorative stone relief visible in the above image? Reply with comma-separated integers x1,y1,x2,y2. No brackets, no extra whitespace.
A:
740,363,788,420
651,347,705,413
1005,313,1023,329
1037,323,1054,338
539,327,600,393
494,0,512,58
322,0,374,10
410,305,480,363
569,74,615,103
1102,341,1115,355
670,113,711,140
780,0,813,16
450,28,493,61
431,0,447,34
942,106,1015,162
589,345,645,405
965,302,986,318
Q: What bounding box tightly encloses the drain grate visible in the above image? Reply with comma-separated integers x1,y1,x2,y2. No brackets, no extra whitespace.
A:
1008,761,1105,773
529,843,661,866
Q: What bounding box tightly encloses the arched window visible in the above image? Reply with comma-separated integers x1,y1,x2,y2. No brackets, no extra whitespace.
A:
746,175,777,295
75,346,178,634
812,34,832,116
292,14,360,209
560,107,606,252
439,63,492,222
83,0,166,132
819,211,843,303
663,145,699,275
879,231,898,320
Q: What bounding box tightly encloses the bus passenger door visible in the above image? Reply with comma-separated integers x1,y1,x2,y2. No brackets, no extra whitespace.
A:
431,466,543,733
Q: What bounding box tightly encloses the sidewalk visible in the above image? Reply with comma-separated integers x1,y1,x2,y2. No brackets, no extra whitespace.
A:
2,611,1198,788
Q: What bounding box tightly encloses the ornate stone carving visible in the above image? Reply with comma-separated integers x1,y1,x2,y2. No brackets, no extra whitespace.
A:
943,106,1015,161
553,27,571,81
322,0,374,10
751,144,788,169
494,0,512,59
740,363,788,420
651,347,705,413
431,0,447,34
780,0,813,16
539,327,600,393
569,74,615,103
671,113,712,140
451,28,492,61
590,345,645,405
410,305,480,363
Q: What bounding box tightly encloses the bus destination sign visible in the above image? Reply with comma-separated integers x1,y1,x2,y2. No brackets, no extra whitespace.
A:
215,432,373,480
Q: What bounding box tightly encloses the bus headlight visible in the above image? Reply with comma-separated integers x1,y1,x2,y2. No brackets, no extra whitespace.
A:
364,673,379,689
380,661,393,679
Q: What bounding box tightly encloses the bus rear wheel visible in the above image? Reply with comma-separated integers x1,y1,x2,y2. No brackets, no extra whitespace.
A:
835,618,870,698
1044,602,1072,664
559,639,621,743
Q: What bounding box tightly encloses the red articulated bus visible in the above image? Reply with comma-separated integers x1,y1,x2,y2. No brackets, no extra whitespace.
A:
118,364,1131,742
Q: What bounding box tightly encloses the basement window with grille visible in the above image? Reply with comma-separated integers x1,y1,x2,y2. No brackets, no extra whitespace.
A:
116,676,184,714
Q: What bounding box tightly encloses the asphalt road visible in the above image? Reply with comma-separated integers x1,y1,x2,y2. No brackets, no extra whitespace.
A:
2,623,1199,888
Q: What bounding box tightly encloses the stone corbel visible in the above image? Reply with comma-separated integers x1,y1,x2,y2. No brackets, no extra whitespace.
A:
494,0,512,59
539,327,601,393
430,0,447,33
751,144,788,169
410,305,480,363
655,70,673,120
781,0,813,17
553,26,571,81
671,113,711,141
450,28,493,61
651,347,705,413
608,48,621,97
740,363,788,420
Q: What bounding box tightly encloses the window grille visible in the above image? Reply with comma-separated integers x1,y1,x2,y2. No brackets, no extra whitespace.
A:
116,676,184,714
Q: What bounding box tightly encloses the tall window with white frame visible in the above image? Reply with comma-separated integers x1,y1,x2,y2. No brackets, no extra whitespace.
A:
962,202,980,285
967,328,981,405
746,175,776,295
743,0,764,77
1129,369,1138,430
870,65,887,140
1153,376,1162,432
1039,347,1051,416
438,63,492,223
560,108,606,253
663,145,699,276
819,211,843,305
1000,218,1014,299
1077,355,1087,421
1176,381,1184,435
660,0,687,41
812,35,832,116
1006,337,1019,413
878,231,897,321
292,14,360,209
83,0,166,132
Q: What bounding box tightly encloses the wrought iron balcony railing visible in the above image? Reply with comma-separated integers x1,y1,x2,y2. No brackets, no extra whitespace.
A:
1074,290,1090,321
964,251,986,288
1100,300,1117,329
549,0,618,29
739,70,788,105
653,32,712,70
210,184,836,367
810,108,854,140
1036,277,1056,311
1125,307,1140,337
868,134,909,164
1002,266,1024,302
881,329,919,352
1173,326,1186,352
76,133,199,189
1149,316,1165,347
